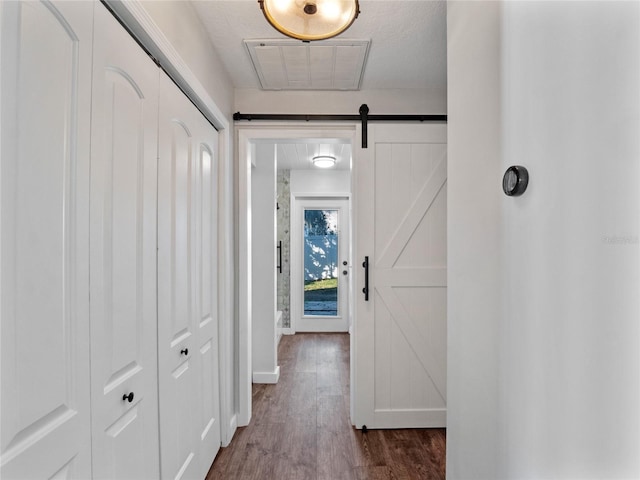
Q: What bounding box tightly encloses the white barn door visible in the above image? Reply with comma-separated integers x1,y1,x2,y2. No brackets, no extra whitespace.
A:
353,123,447,429
0,1,94,478
88,5,161,479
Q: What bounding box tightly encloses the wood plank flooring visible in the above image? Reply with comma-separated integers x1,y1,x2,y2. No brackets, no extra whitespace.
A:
206,333,446,480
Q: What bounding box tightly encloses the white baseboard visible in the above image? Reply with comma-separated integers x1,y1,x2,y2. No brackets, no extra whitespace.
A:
279,327,294,335
252,366,281,384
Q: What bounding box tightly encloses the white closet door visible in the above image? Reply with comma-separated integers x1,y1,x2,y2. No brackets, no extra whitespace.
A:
157,71,198,480
191,113,221,479
158,72,220,480
0,1,94,478
88,5,160,479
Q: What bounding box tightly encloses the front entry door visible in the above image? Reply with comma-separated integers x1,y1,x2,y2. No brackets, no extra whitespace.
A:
293,198,350,332
353,123,447,429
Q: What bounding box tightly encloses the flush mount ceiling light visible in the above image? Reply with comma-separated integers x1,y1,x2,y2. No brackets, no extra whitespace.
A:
312,155,336,168
258,0,360,41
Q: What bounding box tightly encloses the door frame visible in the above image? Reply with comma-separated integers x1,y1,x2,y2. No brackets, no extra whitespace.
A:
236,124,357,425
291,196,351,333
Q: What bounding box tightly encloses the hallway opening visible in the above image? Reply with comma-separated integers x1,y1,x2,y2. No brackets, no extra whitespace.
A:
237,125,356,425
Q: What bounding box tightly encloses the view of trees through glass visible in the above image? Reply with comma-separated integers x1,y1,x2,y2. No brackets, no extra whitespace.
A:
303,209,338,316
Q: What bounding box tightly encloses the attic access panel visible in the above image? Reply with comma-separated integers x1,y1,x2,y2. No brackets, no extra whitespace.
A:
244,39,370,91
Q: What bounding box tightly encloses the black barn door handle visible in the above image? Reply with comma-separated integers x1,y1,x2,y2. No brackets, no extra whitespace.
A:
277,240,282,274
362,256,369,301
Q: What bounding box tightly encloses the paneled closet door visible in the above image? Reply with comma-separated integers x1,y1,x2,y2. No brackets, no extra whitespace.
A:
88,5,160,479
191,111,221,480
157,71,198,480
0,1,94,478
158,72,220,480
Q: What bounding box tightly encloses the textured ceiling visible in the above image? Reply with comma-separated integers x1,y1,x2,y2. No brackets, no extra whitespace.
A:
191,0,447,91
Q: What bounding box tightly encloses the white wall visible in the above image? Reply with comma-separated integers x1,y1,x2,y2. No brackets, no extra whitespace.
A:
140,0,234,117
500,3,639,477
448,2,640,478
446,3,503,478
290,169,351,196
251,144,279,382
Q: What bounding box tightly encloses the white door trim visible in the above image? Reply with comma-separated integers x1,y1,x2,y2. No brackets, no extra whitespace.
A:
237,124,357,426
97,0,236,447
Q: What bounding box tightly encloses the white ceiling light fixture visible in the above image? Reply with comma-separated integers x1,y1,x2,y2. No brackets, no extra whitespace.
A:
312,155,336,168
258,0,360,41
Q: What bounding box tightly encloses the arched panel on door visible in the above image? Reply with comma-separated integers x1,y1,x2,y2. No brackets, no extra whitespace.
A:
1,1,94,477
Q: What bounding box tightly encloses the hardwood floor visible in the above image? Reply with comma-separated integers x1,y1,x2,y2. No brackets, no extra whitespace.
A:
206,333,446,480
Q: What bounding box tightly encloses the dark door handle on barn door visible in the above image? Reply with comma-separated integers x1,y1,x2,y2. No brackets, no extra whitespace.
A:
362,256,369,301
277,241,282,274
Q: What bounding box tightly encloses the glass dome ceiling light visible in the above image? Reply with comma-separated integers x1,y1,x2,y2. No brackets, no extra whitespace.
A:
259,0,360,41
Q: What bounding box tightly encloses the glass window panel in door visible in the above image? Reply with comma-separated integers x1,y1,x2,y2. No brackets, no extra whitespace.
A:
303,209,339,316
